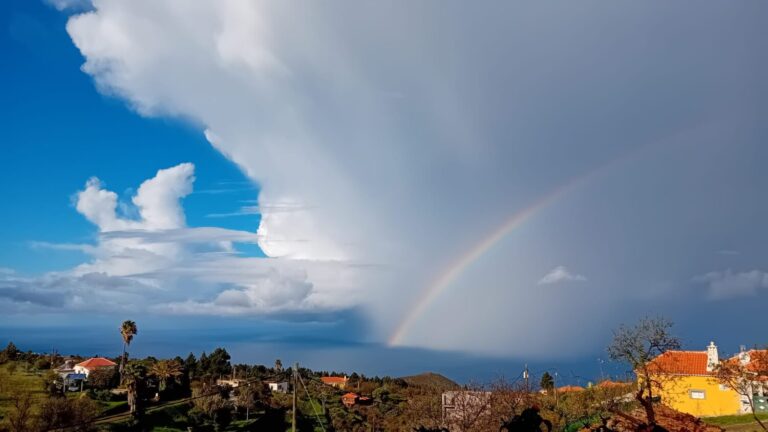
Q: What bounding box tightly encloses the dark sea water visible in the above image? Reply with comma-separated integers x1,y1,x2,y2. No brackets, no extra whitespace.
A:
0,316,623,385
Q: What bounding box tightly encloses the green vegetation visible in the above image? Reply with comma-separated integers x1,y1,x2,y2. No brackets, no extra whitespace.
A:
3,316,760,432
400,372,458,391
704,413,768,426
0,361,48,420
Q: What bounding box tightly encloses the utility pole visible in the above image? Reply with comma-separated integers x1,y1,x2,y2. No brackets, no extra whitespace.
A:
523,364,529,391
292,362,298,432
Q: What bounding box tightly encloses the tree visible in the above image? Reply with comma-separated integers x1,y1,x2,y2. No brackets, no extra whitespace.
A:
208,348,231,377
5,391,34,432
185,352,198,379
34,357,51,370
192,384,233,430
150,359,183,395
441,386,494,432
275,358,283,372
35,395,100,432
500,406,553,432
119,320,138,380
715,349,768,432
235,383,259,420
123,363,148,418
89,366,119,390
607,316,680,426
540,372,554,393
41,369,61,395
1,341,19,363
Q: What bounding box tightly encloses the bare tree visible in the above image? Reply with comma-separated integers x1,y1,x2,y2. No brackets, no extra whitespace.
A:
5,391,34,432
442,386,493,432
715,349,768,432
607,316,680,426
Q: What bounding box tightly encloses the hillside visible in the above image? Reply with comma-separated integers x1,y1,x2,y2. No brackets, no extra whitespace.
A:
400,372,459,391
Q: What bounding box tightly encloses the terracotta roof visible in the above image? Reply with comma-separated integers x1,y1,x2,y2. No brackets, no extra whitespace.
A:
321,376,348,384
76,357,117,369
647,351,710,376
557,385,584,393
342,392,359,399
726,350,768,375
597,380,630,388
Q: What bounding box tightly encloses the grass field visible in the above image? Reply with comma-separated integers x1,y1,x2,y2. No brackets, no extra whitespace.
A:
0,361,48,420
704,413,768,432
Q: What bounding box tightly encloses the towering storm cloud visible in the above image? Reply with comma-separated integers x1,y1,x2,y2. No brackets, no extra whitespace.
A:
53,0,768,356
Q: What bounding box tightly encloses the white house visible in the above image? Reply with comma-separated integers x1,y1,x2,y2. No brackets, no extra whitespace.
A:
268,381,289,393
74,357,117,377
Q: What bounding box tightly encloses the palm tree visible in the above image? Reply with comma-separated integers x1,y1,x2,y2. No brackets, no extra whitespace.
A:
274,359,282,372
150,359,183,396
123,363,147,418
119,320,137,380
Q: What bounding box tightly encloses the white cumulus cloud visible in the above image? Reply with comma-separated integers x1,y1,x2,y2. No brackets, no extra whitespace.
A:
537,266,587,285
0,163,360,316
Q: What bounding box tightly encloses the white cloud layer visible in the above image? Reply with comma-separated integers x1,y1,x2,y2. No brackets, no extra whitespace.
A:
537,266,587,285
0,164,360,316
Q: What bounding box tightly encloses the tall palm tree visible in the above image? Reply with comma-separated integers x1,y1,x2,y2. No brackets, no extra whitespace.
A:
119,320,138,379
150,359,183,396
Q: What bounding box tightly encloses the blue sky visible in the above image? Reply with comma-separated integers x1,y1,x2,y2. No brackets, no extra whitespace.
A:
1,0,768,381
0,0,262,274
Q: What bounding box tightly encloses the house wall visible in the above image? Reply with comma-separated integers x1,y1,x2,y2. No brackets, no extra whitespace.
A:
656,375,740,417
269,382,289,393
73,365,89,377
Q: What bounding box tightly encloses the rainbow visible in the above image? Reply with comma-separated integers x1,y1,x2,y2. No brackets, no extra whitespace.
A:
387,138,663,347
387,179,583,346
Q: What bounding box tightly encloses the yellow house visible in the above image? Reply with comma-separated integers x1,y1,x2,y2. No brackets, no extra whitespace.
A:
646,342,741,417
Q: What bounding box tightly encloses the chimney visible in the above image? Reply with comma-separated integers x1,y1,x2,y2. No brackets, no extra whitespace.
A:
738,345,751,366
706,341,719,372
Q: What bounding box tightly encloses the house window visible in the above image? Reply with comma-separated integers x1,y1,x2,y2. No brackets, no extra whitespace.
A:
690,390,706,400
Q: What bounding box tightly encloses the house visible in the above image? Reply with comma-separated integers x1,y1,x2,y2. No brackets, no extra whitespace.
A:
217,378,248,388
557,385,584,393
645,342,744,417
74,357,117,377
342,392,359,407
321,376,348,389
55,359,77,378
62,373,87,391
596,380,630,389
268,381,289,393
441,390,492,423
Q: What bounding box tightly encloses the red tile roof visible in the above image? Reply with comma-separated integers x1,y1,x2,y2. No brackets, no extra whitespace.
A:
647,351,710,376
76,357,117,369
342,392,358,399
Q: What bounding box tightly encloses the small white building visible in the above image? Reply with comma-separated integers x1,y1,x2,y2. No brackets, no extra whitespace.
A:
268,381,289,393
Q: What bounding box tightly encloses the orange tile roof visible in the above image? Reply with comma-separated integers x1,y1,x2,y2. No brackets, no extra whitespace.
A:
342,392,358,398
647,351,709,376
321,376,348,384
727,350,768,374
597,380,630,388
557,385,584,393
76,357,117,369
